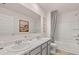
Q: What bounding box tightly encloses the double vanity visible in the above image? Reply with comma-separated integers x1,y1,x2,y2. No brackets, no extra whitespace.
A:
0,37,51,55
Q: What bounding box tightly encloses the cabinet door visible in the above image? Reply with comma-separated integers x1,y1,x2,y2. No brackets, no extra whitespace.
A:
42,48,47,55
30,46,41,55
42,42,47,49
24,52,29,55
36,52,41,55
48,44,50,55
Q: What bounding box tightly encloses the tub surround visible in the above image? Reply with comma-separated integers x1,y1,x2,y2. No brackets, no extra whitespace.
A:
0,37,51,55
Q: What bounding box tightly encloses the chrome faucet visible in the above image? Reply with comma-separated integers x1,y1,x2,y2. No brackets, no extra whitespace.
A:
15,40,22,45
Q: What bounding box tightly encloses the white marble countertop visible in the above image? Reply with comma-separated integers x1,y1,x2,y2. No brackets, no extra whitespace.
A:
0,37,50,55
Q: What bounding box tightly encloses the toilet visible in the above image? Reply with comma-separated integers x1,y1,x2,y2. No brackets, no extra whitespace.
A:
50,43,57,54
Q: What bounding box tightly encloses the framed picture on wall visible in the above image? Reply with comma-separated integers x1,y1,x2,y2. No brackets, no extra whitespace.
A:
19,20,29,32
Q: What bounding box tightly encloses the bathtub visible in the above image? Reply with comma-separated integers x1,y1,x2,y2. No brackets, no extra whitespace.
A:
55,41,79,55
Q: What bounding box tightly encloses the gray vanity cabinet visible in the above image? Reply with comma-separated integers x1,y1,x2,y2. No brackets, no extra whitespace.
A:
36,52,41,55
42,48,47,55
41,40,51,55
47,41,51,55
47,42,51,55
24,40,51,55
41,42,47,55
29,46,41,55
24,52,29,55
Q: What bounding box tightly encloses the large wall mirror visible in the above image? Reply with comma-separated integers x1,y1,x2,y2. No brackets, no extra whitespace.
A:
0,3,41,35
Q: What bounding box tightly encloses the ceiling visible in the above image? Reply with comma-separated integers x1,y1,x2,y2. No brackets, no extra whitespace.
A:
0,3,79,15
0,3,40,19
38,3,79,13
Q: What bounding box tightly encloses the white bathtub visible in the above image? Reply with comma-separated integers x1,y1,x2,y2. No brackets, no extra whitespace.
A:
55,41,79,55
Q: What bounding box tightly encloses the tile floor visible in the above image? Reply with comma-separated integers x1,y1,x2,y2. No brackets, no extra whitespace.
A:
51,49,76,55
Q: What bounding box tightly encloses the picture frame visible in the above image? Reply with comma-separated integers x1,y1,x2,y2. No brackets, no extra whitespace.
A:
19,20,29,32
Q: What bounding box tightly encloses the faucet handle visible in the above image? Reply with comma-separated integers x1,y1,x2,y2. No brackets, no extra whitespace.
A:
77,34,79,37
0,48,3,50
24,35,27,38
75,39,79,41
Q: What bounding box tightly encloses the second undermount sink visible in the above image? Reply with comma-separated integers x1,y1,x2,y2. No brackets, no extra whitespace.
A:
7,42,31,52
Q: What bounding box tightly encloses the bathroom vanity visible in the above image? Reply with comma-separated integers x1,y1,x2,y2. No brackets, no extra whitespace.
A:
25,39,50,55
0,38,51,55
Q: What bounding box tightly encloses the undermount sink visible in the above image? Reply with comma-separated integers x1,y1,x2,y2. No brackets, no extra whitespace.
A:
7,42,31,52
6,39,39,52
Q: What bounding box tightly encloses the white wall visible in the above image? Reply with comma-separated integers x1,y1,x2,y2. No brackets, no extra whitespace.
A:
45,12,51,37
56,11,79,54
57,11,78,41
21,3,46,33
0,14,14,35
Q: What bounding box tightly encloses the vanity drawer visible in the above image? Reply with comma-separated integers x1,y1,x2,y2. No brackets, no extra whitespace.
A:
42,42,47,49
36,52,41,55
30,46,41,55
24,52,29,55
